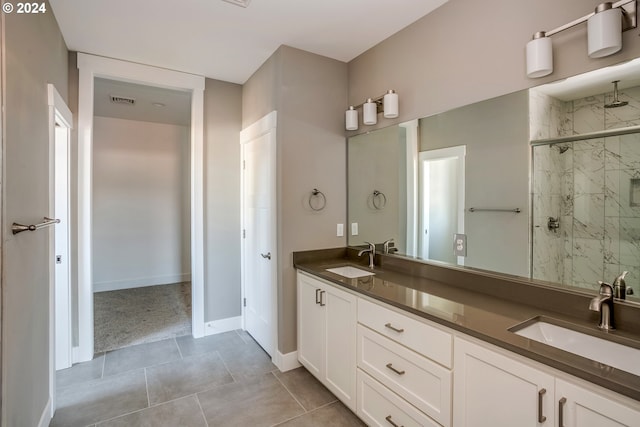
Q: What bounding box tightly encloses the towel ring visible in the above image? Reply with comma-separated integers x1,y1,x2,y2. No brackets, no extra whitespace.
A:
372,190,387,210
309,188,326,211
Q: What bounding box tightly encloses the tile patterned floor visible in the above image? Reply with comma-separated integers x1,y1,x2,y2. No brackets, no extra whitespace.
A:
51,330,365,426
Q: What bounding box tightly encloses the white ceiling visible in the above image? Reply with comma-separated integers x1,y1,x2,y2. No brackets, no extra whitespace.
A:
49,0,448,85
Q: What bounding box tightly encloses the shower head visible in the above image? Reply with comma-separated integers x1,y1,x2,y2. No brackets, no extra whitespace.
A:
604,80,628,109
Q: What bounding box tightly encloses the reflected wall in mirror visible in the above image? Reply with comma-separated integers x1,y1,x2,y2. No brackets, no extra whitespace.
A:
347,57,640,303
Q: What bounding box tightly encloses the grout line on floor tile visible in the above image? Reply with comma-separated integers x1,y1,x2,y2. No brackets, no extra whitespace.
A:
216,350,237,383
175,337,184,359
195,393,211,427
271,371,307,412
101,352,106,379
272,399,341,426
144,368,150,408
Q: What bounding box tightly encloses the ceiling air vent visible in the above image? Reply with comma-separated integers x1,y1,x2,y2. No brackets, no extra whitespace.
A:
222,0,251,8
110,95,136,105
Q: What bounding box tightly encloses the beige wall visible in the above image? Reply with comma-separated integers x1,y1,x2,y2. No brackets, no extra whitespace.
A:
92,117,191,291
348,0,640,134
204,78,243,321
243,46,348,354
2,4,69,425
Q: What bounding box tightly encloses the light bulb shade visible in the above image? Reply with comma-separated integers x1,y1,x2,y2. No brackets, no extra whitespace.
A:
363,99,377,125
588,5,622,58
526,34,553,78
383,90,399,118
345,107,358,131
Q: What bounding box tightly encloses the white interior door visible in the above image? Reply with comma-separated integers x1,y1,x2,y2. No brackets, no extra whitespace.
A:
241,114,276,356
54,124,72,370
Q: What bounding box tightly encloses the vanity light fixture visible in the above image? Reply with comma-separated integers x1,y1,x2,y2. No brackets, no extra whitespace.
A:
526,0,636,78
344,90,399,130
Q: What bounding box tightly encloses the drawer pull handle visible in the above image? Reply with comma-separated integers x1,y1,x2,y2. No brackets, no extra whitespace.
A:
315,288,321,304
319,290,326,306
384,323,404,333
386,363,405,376
385,415,404,427
558,397,567,427
538,388,547,423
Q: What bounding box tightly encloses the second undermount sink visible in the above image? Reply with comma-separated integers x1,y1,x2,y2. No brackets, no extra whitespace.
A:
326,266,375,279
510,317,640,377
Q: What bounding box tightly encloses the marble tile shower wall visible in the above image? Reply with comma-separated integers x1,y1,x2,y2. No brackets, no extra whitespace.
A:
531,86,640,295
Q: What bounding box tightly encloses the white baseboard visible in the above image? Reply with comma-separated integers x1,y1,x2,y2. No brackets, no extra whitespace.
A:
273,350,301,372
37,397,52,427
203,316,243,337
93,273,192,292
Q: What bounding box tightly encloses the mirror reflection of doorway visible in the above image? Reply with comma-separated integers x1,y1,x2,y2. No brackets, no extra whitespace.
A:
418,145,466,265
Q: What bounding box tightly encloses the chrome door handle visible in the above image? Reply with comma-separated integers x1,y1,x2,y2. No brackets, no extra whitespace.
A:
261,252,271,260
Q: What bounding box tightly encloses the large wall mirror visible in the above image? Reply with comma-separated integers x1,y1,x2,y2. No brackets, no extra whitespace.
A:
347,57,640,303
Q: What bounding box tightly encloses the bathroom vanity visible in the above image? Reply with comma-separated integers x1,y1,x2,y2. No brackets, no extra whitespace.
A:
294,248,640,427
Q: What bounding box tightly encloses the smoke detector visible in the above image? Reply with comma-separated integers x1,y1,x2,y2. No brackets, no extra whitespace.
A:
110,95,136,105
222,0,251,7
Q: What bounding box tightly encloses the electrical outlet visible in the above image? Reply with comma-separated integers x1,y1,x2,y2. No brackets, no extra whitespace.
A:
337,223,344,237
454,233,467,257
351,222,359,236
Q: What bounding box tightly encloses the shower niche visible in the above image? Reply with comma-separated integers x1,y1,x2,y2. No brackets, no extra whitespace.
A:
531,80,640,295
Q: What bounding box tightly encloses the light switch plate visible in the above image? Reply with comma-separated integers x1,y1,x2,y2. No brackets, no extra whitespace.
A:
351,222,359,236
454,233,467,257
337,223,344,237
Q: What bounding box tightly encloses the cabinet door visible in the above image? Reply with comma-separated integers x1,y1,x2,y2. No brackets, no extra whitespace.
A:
454,337,555,427
556,379,640,427
324,283,357,411
297,273,324,378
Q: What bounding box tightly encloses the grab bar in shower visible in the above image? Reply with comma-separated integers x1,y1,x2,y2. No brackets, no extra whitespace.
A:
12,217,60,235
468,207,521,213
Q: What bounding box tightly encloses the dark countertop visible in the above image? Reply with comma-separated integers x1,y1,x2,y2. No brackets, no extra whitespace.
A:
293,249,640,402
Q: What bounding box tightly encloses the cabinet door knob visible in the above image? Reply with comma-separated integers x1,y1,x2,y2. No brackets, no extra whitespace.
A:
385,323,405,333
385,415,404,427
538,388,547,423
385,363,405,376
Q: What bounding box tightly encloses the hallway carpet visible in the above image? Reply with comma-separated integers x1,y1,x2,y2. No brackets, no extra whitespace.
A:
94,282,192,353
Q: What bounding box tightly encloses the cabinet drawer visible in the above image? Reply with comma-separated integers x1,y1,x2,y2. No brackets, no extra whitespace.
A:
358,325,452,427
357,369,440,427
358,298,452,368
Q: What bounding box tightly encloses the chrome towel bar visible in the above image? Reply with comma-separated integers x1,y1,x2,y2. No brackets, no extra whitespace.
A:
468,207,521,213
12,217,60,235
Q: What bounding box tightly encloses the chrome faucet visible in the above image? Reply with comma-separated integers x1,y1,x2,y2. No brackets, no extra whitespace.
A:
358,241,376,269
589,281,614,330
383,238,395,254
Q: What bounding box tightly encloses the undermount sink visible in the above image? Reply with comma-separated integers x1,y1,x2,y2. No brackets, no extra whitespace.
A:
325,266,375,279
510,317,640,377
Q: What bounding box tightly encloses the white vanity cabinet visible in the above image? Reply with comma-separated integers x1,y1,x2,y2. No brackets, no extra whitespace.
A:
454,337,640,427
357,298,453,427
297,271,357,411
453,337,555,426
555,378,640,427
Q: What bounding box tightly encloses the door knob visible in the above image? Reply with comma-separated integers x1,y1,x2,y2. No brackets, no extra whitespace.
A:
261,252,271,260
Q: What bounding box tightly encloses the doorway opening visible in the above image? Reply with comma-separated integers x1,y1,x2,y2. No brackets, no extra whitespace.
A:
418,145,466,265
76,53,205,362
91,78,192,353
